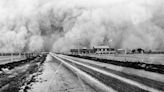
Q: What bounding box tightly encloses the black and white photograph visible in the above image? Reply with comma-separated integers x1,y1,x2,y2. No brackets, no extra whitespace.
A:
0,0,164,92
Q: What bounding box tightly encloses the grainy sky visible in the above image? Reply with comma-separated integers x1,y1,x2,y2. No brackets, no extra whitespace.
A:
0,0,164,52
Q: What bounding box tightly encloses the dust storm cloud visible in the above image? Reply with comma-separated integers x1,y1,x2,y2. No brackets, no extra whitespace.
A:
0,0,164,52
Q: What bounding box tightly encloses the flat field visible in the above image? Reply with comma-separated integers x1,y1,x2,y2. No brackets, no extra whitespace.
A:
0,56,25,65
87,54,164,65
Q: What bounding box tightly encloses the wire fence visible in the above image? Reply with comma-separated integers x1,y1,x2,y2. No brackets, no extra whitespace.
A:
0,55,26,64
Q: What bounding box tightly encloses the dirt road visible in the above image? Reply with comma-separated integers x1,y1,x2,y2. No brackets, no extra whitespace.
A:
28,54,96,92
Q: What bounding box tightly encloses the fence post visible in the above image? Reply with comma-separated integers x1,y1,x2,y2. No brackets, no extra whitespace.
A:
125,49,126,62
11,53,13,62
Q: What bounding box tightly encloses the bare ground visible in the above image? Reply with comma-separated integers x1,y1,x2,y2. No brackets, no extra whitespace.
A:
0,55,47,92
28,54,96,92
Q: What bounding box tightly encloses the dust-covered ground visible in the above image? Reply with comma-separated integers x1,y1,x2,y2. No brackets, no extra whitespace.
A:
28,54,96,92
0,54,47,92
0,54,96,92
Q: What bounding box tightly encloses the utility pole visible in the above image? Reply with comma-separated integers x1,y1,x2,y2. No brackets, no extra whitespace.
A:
108,39,112,59
78,38,79,55
125,49,127,62
78,38,80,55
19,51,21,60
142,49,144,62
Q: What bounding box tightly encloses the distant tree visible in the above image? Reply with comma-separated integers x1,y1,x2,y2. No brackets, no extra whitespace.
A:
131,49,136,53
137,48,142,53
137,48,145,53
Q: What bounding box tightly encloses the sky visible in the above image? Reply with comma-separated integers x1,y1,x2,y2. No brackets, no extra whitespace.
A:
0,0,164,52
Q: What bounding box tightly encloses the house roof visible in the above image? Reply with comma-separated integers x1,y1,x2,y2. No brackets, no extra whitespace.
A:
93,46,110,49
117,49,125,50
